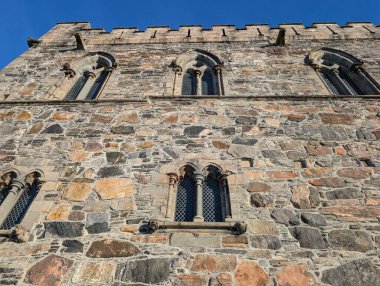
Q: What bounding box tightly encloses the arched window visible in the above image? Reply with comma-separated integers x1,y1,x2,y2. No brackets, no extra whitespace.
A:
174,166,196,222
46,52,116,100
308,48,380,95
0,170,43,230
181,69,197,95
174,164,231,223
171,50,224,96
201,69,215,95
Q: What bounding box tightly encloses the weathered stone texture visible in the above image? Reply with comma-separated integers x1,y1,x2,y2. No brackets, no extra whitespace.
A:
0,21,380,286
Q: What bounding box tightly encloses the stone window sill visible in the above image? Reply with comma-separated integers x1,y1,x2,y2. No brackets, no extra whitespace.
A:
139,219,247,235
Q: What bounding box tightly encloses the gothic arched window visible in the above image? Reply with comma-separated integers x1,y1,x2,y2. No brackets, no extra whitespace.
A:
46,52,117,100
171,50,224,96
174,164,231,223
308,48,380,95
0,170,43,230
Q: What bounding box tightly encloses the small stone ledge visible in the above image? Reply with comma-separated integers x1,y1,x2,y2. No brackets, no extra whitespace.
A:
139,220,247,235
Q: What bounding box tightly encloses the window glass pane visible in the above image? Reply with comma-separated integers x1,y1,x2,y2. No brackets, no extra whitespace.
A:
338,70,363,95
86,71,109,100
0,186,9,206
320,71,341,95
201,70,215,95
182,71,196,95
0,184,40,230
175,176,196,222
65,75,87,100
202,176,223,222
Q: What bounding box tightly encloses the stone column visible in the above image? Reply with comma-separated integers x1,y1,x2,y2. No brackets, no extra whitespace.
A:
193,172,204,222
0,178,25,227
195,70,202,96
219,173,232,220
165,173,178,218
214,65,223,96
76,71,96,100
172,66,182,95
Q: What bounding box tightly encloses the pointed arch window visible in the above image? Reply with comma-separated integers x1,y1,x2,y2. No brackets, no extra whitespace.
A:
0,170,43,230
171,50,224,96
308,48,380,95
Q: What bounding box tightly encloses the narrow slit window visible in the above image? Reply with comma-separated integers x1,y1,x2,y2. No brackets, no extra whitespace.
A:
65,75,87,100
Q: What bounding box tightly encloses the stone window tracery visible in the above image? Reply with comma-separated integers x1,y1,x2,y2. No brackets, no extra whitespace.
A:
171,50,224,96
46,52,117,100
0,169,43,230
308,47,380,95
172,164,231,223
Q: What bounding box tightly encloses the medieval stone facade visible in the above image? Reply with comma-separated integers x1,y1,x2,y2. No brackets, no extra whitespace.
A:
0,22,379,285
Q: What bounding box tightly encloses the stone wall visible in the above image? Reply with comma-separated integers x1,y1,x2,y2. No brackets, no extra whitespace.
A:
0,98,379,285
0,22,379,286
1,23,380,101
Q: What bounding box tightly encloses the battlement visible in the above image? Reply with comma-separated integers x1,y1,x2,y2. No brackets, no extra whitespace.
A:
39,21,380,46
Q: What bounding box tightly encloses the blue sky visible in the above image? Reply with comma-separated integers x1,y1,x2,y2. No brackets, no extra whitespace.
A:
1,0,379,69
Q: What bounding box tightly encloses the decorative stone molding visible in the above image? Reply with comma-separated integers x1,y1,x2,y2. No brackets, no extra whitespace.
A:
139,220,248,235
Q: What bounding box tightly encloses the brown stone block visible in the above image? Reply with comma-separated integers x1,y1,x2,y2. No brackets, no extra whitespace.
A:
131,235,169,244
365,198,380,206
276,264,319,286
120,224,139,233
85,142,103,152
212,140,229,149
117,112,140,123
302,168,332,178
16,111,32,121
52,112,75,121
63,182,92,202
337,168,372,179
191,254,237,272
320,113,354,125
308,177,345,188
27,122,44,134
137,141,155,149
287,114,306,122
0,111,14,120
305,145,332,156
335,147,347,155
86,239,140,258
247,182,271,192
372,130,380,139
222,235,248,248
24,255,73,286
73,262,115,284
244,170,265,180
163,114,179,124
68,210,85,221
268,171,299,179
0,242,50,257
47,204,71,221
91,114,113,123
69,150,88,162
247,249,272,259
235,261,269,286
95,178,134,199
136,127,155,136
321,206,380,221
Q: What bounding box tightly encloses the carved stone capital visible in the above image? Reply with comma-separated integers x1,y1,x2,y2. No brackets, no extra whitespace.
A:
194,70,202,77
351,60,364,72
168,173,178,186
84,71,96,79
214,64,223,74
172,65,182,75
